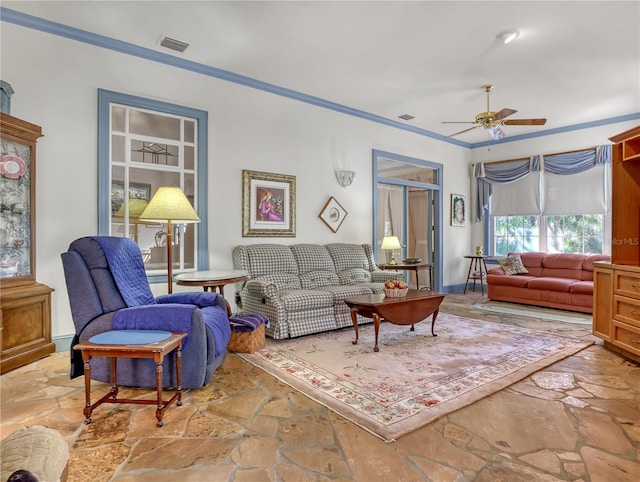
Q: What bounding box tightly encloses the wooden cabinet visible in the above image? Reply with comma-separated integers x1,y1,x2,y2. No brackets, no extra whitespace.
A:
609,125,640,265
593,125,640,363
0,113,54,373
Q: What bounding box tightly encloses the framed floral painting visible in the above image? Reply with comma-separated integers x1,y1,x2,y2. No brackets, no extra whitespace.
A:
242,170,296,237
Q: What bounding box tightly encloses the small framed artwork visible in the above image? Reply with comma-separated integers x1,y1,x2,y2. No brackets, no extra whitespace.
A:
451,193,466,227
242,170,296,237
319,196,348,233
111,182,150,215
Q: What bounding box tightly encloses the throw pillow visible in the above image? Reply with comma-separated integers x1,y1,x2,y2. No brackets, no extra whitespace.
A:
497,255,529,276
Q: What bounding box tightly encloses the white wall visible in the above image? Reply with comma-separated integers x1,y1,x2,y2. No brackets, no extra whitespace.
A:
1,23,471,340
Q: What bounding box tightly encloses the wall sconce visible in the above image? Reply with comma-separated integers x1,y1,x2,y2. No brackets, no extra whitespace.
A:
335,170,355,188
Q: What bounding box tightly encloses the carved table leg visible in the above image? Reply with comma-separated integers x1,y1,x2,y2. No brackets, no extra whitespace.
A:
431,309,439,336
350,307,360,346
373,313,381,352
155,360,164,427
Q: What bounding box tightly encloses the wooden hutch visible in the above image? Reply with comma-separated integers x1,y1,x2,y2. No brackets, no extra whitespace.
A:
593,125,640,363
0,113,54,373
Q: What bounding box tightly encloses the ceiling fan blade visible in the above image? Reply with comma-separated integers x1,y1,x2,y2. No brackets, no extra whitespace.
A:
494,108,517,120
448,125,480,137
503,118,547,126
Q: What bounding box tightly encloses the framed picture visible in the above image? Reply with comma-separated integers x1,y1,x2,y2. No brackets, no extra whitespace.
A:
451,193,466,227
319,196,348,233
242,170,296,237
111,182,150,215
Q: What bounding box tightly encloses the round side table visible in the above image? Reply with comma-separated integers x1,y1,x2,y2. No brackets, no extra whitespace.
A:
463,255,489,295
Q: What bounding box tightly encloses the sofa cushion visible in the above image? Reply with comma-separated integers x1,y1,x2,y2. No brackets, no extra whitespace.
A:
512,252,546,276
569,280,594,295
280,289,334,310
497,255,529,275
254,273,302,291
581,254,611,280
338,267,372,285
527,277,576,292
543,253,585,270
299,271,340,289
326,243,371,271
486,274,535,288
244,244,298,277
315,285,373,304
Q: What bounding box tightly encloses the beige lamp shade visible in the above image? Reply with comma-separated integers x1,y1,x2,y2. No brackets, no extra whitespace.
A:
381,236,402,250
139,186,200,224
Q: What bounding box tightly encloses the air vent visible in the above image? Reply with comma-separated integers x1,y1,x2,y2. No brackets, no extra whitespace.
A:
398,114,415,121
159,36,190,53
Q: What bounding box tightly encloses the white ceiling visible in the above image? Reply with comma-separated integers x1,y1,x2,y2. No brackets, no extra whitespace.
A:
4,1,640,144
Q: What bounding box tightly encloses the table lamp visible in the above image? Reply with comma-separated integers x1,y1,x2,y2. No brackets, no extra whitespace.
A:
381,235,402,265
139,186,200,293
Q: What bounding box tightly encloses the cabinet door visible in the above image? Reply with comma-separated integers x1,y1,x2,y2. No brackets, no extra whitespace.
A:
593,266,613,341
0,114,42,287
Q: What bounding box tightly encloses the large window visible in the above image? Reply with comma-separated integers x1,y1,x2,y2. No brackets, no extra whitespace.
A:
494,214,604,255
98,90,209,280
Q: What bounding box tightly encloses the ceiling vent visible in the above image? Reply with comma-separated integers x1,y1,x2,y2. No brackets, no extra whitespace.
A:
398,114,415,121
159,36,190,53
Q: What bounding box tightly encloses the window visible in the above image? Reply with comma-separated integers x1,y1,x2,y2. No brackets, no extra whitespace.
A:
493,214,604,255
98,90,209,280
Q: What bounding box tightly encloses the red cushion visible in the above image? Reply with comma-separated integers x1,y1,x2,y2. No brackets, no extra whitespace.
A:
486,274,534,288
569,281,593,295
543,253,585,270
528,277,576,292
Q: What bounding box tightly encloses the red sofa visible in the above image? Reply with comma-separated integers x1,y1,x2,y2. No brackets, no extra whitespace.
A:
486,252,610,314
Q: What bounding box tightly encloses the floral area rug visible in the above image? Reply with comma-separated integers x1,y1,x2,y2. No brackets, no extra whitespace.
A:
239,313,593,442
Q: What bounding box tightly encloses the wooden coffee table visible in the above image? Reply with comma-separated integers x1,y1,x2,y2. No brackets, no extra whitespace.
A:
344,290,445,352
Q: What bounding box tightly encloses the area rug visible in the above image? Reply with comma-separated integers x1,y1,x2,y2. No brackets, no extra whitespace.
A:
238,314,593,442
473,300,592,325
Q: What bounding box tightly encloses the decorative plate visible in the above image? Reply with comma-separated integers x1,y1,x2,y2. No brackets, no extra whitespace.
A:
0,155,27,179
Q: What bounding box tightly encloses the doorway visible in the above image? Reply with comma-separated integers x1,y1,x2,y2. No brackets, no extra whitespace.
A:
373,150,443,291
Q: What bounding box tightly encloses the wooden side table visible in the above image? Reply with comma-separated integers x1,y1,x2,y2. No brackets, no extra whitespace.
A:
73,330,187,427
378,263,433,290
175,269,248,298
463,255,489,295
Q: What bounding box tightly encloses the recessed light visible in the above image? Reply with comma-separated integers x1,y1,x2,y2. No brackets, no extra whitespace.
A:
398,114,415,121
496,29,520,45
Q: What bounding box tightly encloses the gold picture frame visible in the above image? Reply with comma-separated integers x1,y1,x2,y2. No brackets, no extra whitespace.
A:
319,196,348,233
242,170,296,237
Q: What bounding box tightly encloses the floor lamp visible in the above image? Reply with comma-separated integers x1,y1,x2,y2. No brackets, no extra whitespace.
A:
140,186,200,294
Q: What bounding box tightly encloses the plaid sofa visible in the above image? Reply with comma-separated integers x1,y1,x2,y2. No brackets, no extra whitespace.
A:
232,243,404,339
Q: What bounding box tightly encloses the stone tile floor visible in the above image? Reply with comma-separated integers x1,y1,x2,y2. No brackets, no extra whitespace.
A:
1,293,639,481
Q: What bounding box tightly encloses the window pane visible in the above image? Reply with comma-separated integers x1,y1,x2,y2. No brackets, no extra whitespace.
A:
112,106,125,132
184,120,195,143
111,135,125,163
131,140,179,166
184,145,195,170
129,110,180,140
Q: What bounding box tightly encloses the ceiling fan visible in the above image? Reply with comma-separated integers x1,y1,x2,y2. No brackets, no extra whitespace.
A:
443,84,547,140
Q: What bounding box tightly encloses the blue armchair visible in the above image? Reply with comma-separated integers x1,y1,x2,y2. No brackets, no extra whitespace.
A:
61,236,231,389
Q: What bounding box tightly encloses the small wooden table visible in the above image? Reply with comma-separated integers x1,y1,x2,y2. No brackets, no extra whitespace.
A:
175,270,248,298
463,255,489,295
74,331,187,427
344,290,445,352
378,262,433,290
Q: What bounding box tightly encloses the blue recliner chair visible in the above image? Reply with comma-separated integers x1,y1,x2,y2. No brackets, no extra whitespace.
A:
61,236,231,389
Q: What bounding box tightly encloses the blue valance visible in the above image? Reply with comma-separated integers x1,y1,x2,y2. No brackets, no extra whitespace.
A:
474,145,611,221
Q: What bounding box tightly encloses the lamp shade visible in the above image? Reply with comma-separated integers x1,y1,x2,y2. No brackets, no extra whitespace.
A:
381,235,402,250
115,198,149,220
139,186,200,223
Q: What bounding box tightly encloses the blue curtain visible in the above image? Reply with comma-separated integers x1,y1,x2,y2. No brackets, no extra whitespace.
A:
474,145,611,221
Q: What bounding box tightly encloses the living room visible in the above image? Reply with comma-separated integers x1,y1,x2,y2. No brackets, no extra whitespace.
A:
1,1,639,480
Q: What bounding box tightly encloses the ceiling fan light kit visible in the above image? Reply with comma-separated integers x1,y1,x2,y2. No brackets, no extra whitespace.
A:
443,84,547,140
